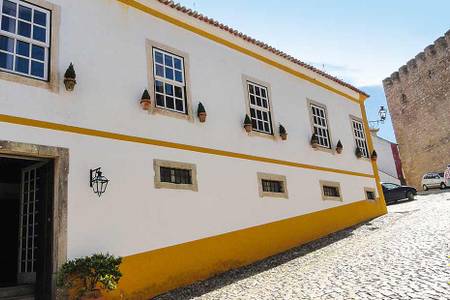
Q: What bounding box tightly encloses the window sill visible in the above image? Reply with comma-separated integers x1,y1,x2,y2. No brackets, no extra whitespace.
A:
313,145,335,154
150,106,194,122
0,70,59,93
246,130,277,141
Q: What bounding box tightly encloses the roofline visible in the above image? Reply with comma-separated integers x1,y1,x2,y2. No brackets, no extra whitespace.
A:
116,0,369,102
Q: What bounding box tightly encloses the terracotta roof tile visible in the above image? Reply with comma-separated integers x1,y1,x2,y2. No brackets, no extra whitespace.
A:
157,0,368,97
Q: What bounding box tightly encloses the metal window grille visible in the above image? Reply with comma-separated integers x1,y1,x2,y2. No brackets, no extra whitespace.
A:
352,119,369,158
262,179,283,193
366,190,375,200
323,185,340,197
248,81,272,134
311,104,331,148
160,167,192,184
153,47,187,113
0,0,51,80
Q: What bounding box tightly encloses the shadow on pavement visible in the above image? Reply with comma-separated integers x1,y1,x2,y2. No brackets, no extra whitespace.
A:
153,221,372,300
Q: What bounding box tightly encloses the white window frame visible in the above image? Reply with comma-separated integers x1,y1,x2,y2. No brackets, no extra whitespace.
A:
0,0,51,81
152,47,187,114
310,102,331,149
247,81,273,135
351,117,369,158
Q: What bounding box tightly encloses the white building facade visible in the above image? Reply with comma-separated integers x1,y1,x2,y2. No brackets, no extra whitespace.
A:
371,129,404,185
0,0,387,298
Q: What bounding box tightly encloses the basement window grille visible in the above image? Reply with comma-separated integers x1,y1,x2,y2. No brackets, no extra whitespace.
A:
262,179,284,193
160,167,192,185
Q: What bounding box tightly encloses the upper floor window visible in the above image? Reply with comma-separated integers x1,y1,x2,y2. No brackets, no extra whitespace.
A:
351,118,369,158
0,0,50,80
152,47,187,114
247,81,273,134
310,103,331,148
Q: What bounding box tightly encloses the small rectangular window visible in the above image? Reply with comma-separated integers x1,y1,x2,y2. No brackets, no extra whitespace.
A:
258,172,288,198
320,180,342,201
310,103,331,148
247,81,273,134
152,47,186,114
365,187,376,201
154,159,198,191
0,0,51,80
351,118,369,158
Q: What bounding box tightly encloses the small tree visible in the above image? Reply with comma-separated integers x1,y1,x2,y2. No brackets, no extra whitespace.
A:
244,114,252,125
141,89,151,100
57,253,122,298
279,124,287,135
64,63,76,79
355,147,363,158
197,102,206,114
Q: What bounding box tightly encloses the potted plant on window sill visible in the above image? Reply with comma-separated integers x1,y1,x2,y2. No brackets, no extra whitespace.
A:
197,102,207,122
63,63,77,91
279,124,287,140
139,89,152,111
310,133,319,148
243,114,252,133
355,147,363,159
57,253,122,300
370,150,378,161
335,140,343,154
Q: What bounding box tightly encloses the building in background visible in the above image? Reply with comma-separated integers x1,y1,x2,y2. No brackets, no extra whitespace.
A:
370,129,405,185
383,30,450,190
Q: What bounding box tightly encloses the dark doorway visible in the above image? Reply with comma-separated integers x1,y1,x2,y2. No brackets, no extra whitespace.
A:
0,156,54,299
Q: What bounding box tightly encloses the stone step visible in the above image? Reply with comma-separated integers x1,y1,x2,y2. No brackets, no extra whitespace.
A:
0,285,34,298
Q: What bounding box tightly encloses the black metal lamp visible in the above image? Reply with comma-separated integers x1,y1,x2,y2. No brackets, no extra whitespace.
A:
90,167,109,197
378,106,387,122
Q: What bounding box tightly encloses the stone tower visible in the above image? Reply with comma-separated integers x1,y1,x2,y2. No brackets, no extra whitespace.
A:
383,30,450,189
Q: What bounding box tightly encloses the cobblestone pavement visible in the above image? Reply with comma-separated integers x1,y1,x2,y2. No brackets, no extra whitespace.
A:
155,192,450,300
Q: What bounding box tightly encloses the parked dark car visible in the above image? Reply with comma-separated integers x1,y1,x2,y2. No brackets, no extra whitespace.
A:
381,183,417,204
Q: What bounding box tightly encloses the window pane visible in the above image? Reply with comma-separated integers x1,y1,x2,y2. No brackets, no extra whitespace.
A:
174,58,182,70
250,95,255,104
2,0,17,17
155,64,164,77
256,97,261,106
174,86,182,98
31,45,44,61
248,84,254,94
165,67,174,80
165,83,173,96
156,93,164,106
31,61,44,77
155,80,164,93
1,16,16,33
19,5,32,21
16,40,29,56
261,89,266,98
33,25,46,42
164,54,172,67
33,10,47,26
166,96,174,109
255,86,260,96
15,56,29,73
0,35,14,52
175,99,184,112
174,70,182,83
0,52,14,69
154,51,163,64
18,21,31,37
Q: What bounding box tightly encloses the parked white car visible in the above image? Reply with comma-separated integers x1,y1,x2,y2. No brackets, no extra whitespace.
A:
421,172,447,191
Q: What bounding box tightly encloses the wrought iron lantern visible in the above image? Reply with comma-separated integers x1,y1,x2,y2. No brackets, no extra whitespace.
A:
90,167,109,197
378,106,387,122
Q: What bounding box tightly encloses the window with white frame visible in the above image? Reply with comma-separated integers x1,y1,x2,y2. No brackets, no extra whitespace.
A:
0,0,50,80
311,103,331,148
152,47,187,114
352,119,369,158
247,81,272,134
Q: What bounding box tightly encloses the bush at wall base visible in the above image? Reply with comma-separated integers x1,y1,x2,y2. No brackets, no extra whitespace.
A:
57,253,122,300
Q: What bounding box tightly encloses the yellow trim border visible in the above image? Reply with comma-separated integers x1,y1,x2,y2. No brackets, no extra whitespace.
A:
117,0,362,103
111,198,386,299
0,114,374,178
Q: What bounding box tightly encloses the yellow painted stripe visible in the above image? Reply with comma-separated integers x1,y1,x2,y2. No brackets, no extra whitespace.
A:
0,114,375,178
109,198,386,299
116,0,361,104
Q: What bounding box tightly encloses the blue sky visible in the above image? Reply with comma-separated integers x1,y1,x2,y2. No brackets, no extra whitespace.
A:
177,0,450,142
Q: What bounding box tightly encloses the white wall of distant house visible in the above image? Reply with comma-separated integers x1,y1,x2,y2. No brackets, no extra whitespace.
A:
371,133,400,184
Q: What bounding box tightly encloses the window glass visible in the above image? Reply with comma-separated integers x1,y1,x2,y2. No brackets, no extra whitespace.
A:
311,104,331,148
247,81,272,134
352,119,369,158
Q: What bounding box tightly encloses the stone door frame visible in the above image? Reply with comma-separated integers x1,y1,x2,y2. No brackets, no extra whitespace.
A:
0,140,69,299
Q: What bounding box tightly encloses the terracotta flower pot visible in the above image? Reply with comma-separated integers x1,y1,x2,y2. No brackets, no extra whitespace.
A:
336,147,343,154
63,78,77,91
140,99,151,111
198,112,207,123
311,142,319,149
280,133,287,141
244,124,252,133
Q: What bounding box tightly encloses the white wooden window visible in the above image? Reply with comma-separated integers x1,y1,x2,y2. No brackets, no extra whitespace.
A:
0,0,50,80
352,119,369,158
247,81,272,134
311,104,331,148
153,47,187,114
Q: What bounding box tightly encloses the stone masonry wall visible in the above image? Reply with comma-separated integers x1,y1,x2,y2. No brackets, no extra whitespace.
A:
383,30,450,190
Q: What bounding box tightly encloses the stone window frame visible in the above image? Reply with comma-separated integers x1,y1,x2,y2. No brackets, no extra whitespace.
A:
242,74,277,141
153,159,198,191
319,180,343,201
257,172,288,199
307,99,334,154
0,0,60,92
146,39,194,122
349,115,370,161
364,187,377,201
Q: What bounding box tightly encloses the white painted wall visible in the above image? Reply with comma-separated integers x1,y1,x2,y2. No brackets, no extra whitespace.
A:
371,133,400,184
0,0,378,258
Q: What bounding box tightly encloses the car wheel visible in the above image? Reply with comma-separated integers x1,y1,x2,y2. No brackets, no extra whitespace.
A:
440,182,447,189
423,184,428,191
406,191,415,201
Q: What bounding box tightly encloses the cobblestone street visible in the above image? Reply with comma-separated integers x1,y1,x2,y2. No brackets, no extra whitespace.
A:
156,192,450,300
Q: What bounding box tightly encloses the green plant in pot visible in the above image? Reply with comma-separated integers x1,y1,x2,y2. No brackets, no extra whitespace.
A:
310,133,319,148
355,147,363,158
371,150,378,161
57,253,122,300
335,140,343,154
140,89,152,111
197,102,207,122
243,114,252,133
279,124,287,140
64,63,77,91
